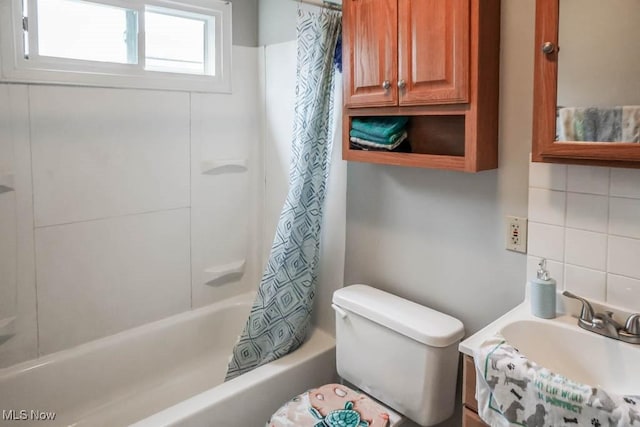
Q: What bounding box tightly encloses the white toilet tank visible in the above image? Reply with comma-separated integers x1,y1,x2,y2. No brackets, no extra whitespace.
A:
332,285,465,427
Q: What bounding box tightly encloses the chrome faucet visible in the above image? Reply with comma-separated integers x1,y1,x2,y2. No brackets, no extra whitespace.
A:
562,291,640,345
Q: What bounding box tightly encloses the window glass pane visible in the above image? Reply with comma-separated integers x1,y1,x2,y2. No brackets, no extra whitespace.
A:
145,9,207,75
37,0,137,64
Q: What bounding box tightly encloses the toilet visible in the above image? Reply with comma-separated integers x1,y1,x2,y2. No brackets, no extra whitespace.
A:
267,284,465,427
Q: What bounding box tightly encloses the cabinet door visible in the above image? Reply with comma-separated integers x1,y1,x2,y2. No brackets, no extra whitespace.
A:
398,0,470,105
343,0,398,108
463,408,489,427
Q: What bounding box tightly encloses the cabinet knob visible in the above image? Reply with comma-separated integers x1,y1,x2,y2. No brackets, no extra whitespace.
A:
541,42,556,54
397,79,406,89
381,80,391,90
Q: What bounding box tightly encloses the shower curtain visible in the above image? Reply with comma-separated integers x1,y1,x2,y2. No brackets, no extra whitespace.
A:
225,8,342,381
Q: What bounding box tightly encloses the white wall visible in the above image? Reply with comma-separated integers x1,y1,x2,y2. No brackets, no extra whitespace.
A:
527,162,640,311
0,45,262,367
230,0,259,47
345,1,534,335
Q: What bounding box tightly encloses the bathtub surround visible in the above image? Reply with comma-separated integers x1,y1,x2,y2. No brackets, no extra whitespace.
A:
0,0,349,370
0,4,271,365
527,161,640,312
0,45,263,367
226,9,342,380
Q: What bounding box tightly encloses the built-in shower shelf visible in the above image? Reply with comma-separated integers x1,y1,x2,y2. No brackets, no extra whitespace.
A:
0,173,15,194
201,159,248,175
203,259,246,286
0,316,16,339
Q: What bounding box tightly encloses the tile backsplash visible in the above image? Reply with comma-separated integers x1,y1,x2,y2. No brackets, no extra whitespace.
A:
527,161,640,312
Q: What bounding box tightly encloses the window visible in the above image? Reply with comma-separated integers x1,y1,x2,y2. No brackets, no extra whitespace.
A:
0,0,232,92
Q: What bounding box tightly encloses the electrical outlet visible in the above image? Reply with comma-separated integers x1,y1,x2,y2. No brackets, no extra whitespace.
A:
506,216,527,253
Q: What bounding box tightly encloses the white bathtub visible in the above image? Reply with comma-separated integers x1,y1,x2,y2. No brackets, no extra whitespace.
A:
0,292,337,427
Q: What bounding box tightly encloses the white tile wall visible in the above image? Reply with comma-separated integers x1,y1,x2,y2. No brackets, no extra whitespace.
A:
529,161,567,191
527,222,564,262
608,236,640,280
0,85,17,326
0,85,38,369
566,165,610,195
528,187,566,226
564,264,606,301
36,209,191,354
528,160,640,312
565,193,608,233
0,193,17,324
564,228,607,271
610,168,640,198
609,197,640,239
190,47,261,308
607,274,640,308
30,86,190,227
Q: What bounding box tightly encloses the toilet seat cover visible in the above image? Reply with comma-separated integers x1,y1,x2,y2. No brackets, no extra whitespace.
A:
267,383,398,427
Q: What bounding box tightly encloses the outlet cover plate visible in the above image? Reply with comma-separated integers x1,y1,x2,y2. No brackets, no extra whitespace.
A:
506,216,527,253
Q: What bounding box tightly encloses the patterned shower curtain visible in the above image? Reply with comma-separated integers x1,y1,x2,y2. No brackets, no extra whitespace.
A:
225,9,342,381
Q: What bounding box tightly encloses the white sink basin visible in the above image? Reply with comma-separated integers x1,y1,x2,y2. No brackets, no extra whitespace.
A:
459,302,640,397
500,319,640,395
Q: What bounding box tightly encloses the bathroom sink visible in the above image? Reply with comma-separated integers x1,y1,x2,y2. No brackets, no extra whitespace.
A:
459,301,640,397
500,319,640,396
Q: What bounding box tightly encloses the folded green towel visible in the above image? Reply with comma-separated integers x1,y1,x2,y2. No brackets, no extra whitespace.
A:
351,116,409,139
349,128,406,145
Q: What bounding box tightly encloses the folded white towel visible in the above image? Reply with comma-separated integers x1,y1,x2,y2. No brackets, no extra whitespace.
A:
474,334,640,427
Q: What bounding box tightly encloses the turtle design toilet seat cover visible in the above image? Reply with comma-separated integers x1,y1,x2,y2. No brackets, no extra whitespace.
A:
267,383,391,427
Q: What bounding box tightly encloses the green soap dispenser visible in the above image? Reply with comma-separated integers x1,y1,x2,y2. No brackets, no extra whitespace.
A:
530,258,556,319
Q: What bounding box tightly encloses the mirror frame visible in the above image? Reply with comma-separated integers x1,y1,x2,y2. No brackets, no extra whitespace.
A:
532,0,640,167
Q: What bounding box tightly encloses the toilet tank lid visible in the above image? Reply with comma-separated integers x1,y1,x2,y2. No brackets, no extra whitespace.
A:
332,285,465,347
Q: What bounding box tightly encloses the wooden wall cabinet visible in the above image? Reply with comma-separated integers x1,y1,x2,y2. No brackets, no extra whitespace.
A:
344,0,469,108
342,0,501,172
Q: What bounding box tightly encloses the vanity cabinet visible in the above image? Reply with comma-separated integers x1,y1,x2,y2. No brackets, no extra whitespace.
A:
532,0,640,167
342,0,501,172
462,355,489,426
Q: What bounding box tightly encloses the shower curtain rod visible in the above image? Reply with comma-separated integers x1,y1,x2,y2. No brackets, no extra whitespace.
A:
297,0,342,11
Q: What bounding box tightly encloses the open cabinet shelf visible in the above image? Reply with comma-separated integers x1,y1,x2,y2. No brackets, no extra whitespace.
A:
343,104,497,172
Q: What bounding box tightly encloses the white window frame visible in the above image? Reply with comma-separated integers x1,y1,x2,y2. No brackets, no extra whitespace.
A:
0,0,232,92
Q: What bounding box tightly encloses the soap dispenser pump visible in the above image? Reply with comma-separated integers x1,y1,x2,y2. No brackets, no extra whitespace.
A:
530,258,556,319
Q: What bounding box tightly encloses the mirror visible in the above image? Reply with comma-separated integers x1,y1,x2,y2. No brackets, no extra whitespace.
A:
556,0,640,144
532,0,640,166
